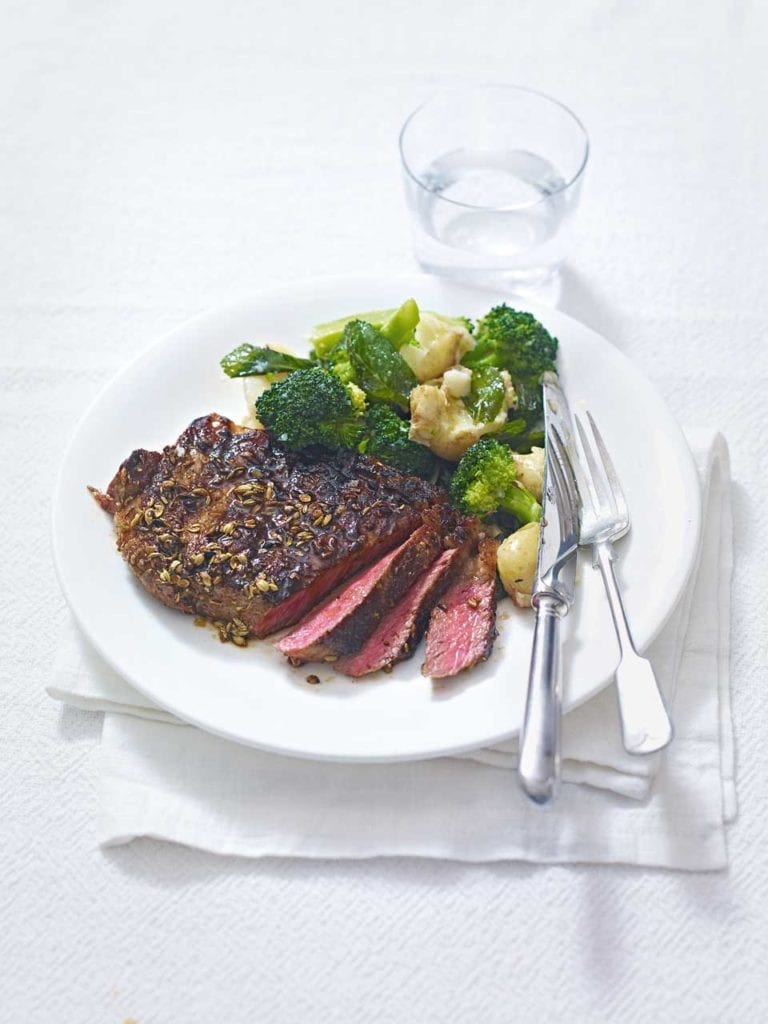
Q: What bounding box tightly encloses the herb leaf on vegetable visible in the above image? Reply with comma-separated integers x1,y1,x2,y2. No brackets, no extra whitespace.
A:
221,344,314,378
343,320,417,412
463,366,507,423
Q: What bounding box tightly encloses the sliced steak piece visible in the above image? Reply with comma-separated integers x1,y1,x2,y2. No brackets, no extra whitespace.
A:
93,414,459,639
422,537,499,679
275,523,444,664
334,544,466,678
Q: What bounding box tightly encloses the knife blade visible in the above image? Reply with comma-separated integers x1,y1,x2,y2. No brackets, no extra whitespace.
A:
518,372,580,804
534,372,579,606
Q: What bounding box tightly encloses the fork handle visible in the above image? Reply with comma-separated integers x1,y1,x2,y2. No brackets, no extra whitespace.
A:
519,594,565,804
593,542,674,755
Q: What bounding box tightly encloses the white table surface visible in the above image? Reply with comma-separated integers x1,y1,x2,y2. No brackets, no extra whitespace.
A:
3,1,767,1020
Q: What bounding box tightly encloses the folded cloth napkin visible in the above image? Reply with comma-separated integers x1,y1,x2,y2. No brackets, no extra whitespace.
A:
49,430,734,869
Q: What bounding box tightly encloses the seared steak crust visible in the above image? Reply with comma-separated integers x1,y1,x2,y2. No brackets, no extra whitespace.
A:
95,414,458,639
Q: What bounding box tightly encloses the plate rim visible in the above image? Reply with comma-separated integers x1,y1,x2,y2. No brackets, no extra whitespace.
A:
51,272,702,762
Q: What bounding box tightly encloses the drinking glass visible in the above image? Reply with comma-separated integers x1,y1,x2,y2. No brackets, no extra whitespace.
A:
399,84,589,293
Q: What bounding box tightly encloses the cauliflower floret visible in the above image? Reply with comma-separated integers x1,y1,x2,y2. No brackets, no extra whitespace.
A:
500,369,517,407
409,381,512,461
497,522,541,608
400,313,475,383
441,365,473,398
513,446,545,501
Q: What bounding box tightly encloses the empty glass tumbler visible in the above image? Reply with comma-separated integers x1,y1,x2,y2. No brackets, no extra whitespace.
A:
399,84,589,292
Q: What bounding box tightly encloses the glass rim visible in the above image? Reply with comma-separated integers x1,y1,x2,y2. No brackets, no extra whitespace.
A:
398,83,590,214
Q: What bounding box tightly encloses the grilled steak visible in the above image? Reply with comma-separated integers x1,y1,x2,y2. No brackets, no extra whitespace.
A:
422,537,499,678
275,523,447,664
335,544,467,678
92,414,457,640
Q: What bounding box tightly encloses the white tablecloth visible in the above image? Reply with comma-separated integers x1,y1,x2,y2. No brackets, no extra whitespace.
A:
3,1,767,1021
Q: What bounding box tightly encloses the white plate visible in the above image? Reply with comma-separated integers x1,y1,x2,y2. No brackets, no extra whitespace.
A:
52,273,701,762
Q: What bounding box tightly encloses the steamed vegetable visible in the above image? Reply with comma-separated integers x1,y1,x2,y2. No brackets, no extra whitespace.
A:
362,404,437,479
496,419,536,445
462,304,557,423
512,447,545,501
343,320,417,412
221,344,314,377
408,370,516,461
497,523,541,607
399,312,475,382
314,299,420,393
380,299,420,349
442,365,472,398
310,298,419,358
323,341,355,385
311,308,396,358
255,367,364,451
463,366,508,423
449,437,542,525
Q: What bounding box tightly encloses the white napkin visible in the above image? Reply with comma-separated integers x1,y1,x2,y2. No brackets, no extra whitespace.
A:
49,430,734,869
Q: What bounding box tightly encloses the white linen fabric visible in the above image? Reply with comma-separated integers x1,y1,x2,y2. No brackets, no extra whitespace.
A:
49,432,733,869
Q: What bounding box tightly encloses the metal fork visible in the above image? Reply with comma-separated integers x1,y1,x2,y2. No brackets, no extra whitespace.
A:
573,411,674,755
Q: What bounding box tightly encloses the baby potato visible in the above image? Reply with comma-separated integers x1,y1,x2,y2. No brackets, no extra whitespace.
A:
497,522,541,608
512,447,545,502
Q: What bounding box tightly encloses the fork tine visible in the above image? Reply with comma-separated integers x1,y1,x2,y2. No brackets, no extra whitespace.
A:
572,416,605,513
585,410,629,523
574,414,618,519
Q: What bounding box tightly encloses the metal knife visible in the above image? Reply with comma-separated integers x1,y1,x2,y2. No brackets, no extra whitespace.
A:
518,373,581,804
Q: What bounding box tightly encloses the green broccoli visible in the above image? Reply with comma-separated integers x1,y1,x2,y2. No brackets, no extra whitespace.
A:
255,367,364,451
362,404,436,479
462,305,557,422
449,437,542,524
345,382,367,414
325,344,355,385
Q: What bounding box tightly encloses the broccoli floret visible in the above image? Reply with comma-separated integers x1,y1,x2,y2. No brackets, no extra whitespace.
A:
449,437,542,524
363,404,436,479
345,381,367,414
255,367,364,451
322,341,355,385
465,305,557,377
462,305,557,422
454,315,474,335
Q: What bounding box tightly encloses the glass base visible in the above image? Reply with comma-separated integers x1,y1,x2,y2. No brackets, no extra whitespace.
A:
415,259,563,306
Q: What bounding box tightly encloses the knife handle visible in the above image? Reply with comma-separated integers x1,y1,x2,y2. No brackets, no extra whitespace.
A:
519,594,565,804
